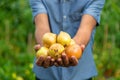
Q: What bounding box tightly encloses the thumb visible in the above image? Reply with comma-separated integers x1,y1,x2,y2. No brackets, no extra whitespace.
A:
80,44,85,52
34,44,41,52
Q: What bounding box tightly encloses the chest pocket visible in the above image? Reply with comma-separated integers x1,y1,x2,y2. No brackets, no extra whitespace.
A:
69,0,92,22
69,12,82,22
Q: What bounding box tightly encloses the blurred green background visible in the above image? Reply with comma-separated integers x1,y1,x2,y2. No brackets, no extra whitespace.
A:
0,0,120,80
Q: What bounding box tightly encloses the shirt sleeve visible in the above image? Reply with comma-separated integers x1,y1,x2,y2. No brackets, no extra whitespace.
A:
83,0,105,26
29,0,47,20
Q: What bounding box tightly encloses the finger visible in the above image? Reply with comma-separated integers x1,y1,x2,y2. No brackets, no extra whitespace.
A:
50,58,55,66
80,44,85,52
57,58,63,66
43,56,51,68
62,53,69,67
34,44,41,52
36,56,45,66
54,62,59,67
69,56,78,66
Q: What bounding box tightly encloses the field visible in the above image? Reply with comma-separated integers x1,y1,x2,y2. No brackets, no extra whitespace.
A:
0,0,120,80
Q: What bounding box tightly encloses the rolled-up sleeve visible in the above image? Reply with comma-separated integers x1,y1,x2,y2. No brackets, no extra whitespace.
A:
83,0,105,26
29,0,47,20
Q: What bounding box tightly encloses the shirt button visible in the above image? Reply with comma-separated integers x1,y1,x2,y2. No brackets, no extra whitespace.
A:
63,16,67,20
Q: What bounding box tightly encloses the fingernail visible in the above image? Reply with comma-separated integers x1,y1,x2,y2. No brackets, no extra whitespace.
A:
47,56,51,59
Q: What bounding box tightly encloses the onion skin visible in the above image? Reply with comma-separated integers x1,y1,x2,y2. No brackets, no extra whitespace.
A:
48,43,65,59
65,44,82,59
42,32,57,48
57,31,71,47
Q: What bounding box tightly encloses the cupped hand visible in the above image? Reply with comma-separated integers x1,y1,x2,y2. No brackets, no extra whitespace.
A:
36,56,55,68
34,44,85,68
34,44,55,68
56,44,85,67
56,52,78,67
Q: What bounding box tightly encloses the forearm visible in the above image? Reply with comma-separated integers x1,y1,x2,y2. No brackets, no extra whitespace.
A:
73,14,97,46
35,14,50,45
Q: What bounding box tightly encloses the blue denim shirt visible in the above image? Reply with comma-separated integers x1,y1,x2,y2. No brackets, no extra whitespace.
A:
30,0,105,80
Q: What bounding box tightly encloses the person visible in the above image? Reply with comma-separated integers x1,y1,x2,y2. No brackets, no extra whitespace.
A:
29,0,105,80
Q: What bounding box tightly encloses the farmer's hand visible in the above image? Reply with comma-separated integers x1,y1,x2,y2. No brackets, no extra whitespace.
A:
34,44,55,68
56,44,85,67
55,52,78,67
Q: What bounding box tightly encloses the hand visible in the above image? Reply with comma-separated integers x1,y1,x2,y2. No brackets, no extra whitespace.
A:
36,56,55,68
56,44,85,67
60,52,78,66
34,44,78,67
34,44,55,68
55,52,78,67
34,44,85,67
